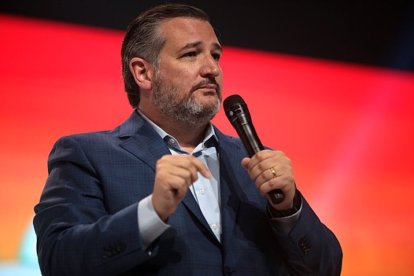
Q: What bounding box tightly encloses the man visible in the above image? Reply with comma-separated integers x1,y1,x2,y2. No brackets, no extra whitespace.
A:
34,4,342,275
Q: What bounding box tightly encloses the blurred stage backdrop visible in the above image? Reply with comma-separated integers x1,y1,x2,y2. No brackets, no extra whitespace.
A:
1,1,413,275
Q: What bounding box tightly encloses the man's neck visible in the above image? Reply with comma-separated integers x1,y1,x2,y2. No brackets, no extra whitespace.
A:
162,121,208,150
139,108,209,151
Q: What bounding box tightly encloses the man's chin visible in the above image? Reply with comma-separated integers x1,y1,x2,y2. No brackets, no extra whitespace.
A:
199,103,221,118
194,88,221,100
182,107,219,126
195,95,221,109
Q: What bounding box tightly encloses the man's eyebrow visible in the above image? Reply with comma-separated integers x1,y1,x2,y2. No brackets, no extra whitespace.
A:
180,41,202,51
179,41,222,52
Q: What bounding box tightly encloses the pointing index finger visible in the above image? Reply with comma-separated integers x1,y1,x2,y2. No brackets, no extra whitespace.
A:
189,155,211,178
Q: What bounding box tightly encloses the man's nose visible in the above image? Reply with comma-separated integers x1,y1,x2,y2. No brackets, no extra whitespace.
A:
200,56,221,77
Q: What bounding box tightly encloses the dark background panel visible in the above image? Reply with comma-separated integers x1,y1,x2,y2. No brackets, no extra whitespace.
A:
0,0,413,71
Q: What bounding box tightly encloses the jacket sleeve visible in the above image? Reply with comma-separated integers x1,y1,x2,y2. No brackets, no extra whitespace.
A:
33,136,156,276
269,193,343,275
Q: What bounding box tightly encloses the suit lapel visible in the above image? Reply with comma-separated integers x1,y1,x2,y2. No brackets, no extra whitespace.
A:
181,193,219,245
214,128,249,247
218,143,243,245
118,111,170,171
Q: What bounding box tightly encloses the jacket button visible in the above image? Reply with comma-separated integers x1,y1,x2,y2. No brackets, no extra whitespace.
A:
298,237,312,255
102,241,126,258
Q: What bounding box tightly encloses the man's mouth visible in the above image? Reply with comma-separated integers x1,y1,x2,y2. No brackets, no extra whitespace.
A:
192,82,220,94
198,84,218,92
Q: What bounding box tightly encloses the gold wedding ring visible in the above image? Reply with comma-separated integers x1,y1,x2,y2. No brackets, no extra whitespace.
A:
269,167,279,178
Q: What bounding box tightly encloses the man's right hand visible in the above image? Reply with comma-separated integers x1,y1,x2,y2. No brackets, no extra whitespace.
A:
152,154,211,221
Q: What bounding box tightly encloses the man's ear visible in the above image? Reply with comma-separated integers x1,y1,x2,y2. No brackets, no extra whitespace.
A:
129,57,154,91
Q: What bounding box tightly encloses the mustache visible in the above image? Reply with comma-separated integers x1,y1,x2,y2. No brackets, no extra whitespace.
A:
191,79,221,94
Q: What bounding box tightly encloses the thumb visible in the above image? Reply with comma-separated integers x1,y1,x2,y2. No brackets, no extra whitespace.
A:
241,157,251,170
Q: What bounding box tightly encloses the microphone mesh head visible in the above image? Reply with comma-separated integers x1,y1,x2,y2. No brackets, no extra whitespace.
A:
223,94,245,113
223,94,251,125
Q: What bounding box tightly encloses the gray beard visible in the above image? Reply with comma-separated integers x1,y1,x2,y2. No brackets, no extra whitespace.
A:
151,76,221,126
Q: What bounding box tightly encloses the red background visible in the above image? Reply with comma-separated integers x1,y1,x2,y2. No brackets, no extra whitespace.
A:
1,15,414,275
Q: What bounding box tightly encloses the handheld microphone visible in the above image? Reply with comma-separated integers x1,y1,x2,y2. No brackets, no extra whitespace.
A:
223,94,285,204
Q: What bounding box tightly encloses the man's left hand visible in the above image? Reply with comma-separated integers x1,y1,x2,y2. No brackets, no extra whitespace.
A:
241,149,296,210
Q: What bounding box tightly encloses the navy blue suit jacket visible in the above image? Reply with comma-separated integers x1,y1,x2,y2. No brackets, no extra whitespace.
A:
34,111,342,275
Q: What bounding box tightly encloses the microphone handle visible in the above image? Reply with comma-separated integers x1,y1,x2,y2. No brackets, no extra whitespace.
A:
237,122,285,205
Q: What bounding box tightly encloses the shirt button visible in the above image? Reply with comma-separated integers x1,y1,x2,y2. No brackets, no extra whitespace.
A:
199,188,205,195
211,223,218,230
168,139,177,147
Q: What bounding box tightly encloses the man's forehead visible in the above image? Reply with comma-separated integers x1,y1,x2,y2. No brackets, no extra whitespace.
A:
158,17,219,45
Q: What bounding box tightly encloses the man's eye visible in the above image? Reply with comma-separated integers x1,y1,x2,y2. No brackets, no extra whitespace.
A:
212,53,221,61
182,51,197,58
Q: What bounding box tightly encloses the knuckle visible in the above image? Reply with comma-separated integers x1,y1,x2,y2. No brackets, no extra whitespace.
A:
277,150,285,156
256,162,267,171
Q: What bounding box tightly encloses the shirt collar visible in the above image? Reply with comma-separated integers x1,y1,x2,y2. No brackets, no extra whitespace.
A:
138,110,218,151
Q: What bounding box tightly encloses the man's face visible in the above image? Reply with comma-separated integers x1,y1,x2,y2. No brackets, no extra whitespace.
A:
151,17,223,126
